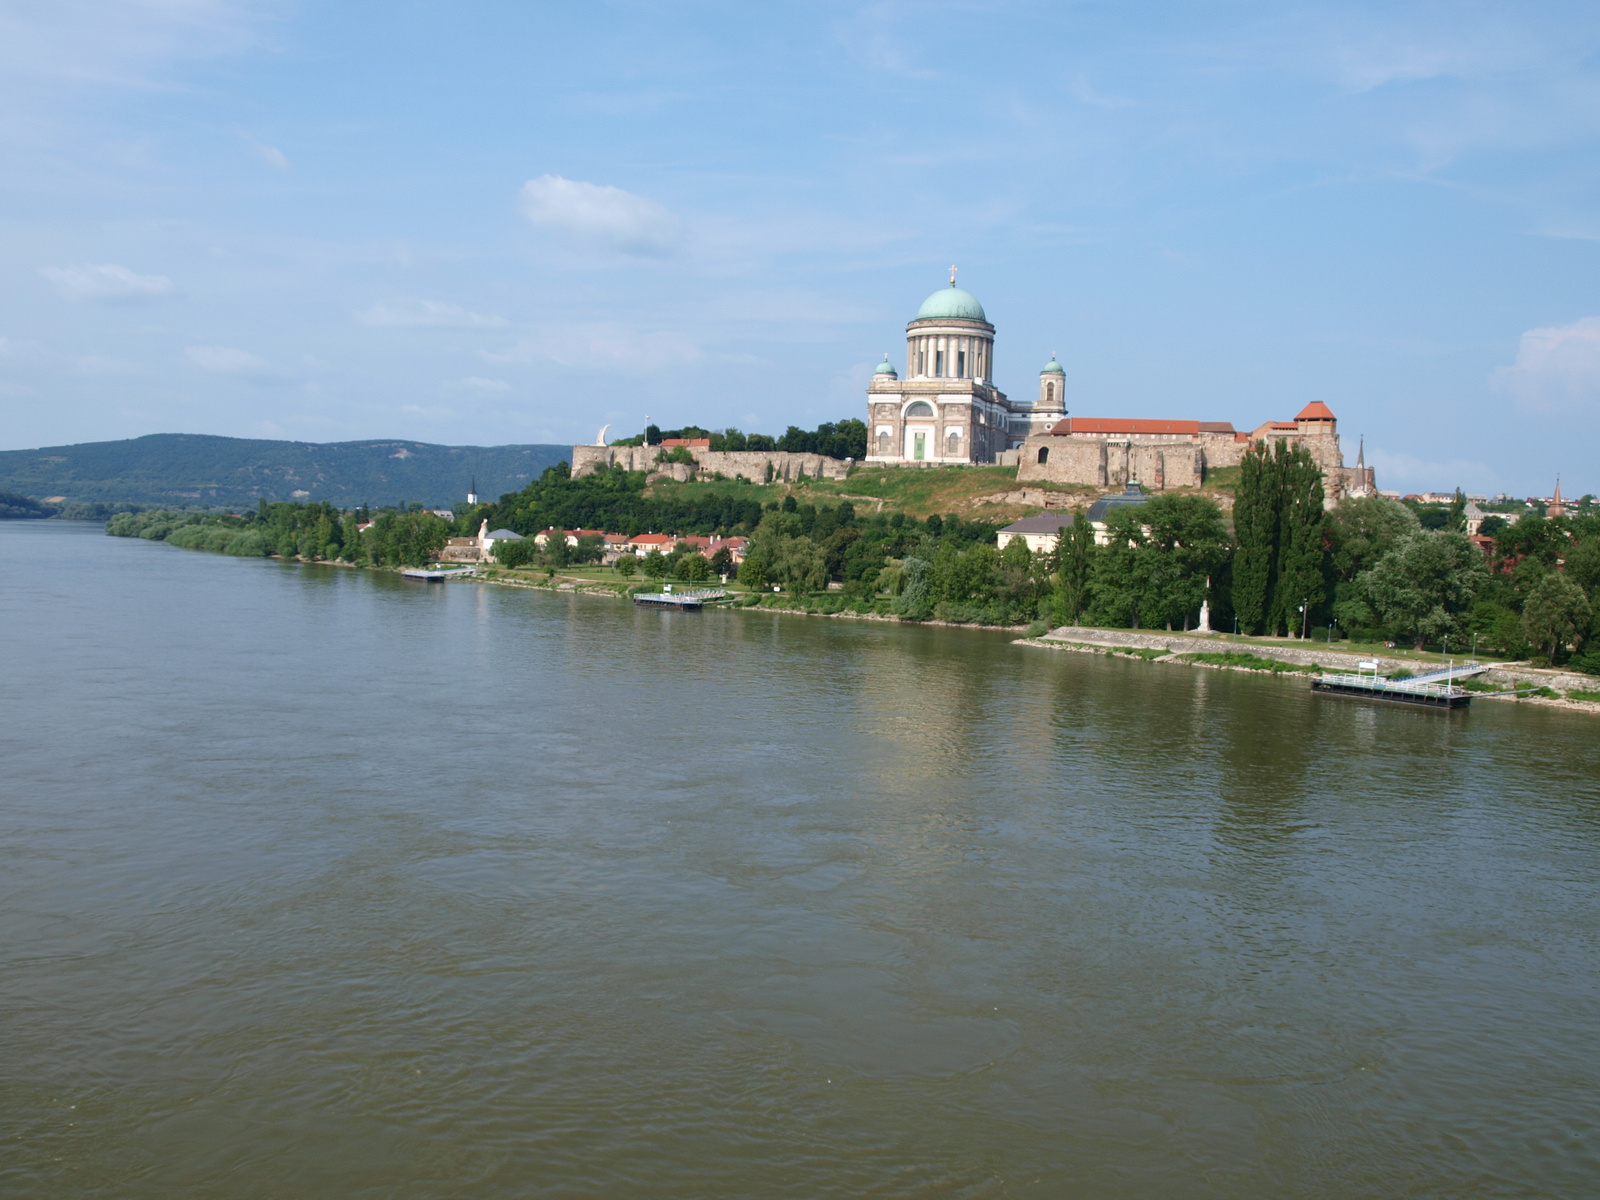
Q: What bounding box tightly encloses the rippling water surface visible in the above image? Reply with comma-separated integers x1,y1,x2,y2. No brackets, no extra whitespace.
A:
4,520,1599,1197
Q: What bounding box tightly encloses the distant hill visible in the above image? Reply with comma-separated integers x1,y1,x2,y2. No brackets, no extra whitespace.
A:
0,434,571,509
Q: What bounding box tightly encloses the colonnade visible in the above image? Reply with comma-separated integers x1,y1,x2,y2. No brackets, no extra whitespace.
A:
907,332,991,381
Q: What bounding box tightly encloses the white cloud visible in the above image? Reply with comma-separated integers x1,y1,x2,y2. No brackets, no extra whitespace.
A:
41,262,173,301
458,376,509,391
1366,447,1497,494
185,345,267,373
237,130,289,171
485,324,702,373
356,299,507,328
517,175,680,256
1492,316,1600,410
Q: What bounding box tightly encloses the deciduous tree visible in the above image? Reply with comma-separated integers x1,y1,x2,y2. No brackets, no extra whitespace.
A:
1360,531,1487,649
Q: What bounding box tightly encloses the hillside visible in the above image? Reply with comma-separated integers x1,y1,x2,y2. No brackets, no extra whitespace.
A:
0,434,569,509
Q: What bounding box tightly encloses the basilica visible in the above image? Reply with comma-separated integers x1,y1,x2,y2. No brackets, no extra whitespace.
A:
864,272,1061,466
865,275,1375,502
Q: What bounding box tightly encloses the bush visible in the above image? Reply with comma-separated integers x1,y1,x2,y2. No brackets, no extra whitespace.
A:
494,538,540,569
1024,621,1048,638
224,530,270,557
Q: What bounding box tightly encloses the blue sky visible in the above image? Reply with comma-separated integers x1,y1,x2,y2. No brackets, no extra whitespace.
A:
2,1,1598,495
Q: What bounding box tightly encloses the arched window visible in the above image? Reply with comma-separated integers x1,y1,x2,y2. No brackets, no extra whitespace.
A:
904,401,934,418
1045,382,1054,404
1037,447,1050,464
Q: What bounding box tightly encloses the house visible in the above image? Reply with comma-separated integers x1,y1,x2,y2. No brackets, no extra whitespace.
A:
1083,482,1150,545
997,512,1074,554
439,519,522,563
483,528,522,559
629,533,676,558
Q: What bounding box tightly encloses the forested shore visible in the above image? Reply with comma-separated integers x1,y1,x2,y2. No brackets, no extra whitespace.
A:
106,444,1600,674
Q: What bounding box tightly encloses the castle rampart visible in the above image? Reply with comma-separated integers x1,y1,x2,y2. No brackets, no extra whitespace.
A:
571,444,851,482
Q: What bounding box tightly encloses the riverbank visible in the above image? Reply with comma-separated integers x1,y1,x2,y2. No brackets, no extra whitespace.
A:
448,566,1600,713
1018,627,1600,714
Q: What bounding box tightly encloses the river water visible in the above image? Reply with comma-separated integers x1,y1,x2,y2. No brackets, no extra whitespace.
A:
3,519,1598,1197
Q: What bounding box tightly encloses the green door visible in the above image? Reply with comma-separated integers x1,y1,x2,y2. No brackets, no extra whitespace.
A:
913,432,925,460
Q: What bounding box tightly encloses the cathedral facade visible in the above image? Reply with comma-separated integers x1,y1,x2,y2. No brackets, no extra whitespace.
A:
864,274,1061,465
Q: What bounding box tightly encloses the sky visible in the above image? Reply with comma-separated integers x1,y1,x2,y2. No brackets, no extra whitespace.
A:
2,0,1598,496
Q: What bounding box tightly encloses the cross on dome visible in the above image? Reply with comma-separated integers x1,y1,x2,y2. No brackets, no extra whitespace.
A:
949,264,958,286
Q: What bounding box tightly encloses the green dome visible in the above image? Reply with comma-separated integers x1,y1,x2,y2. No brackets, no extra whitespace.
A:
873,355,898,377
1041,355,1065,376
914,285,987,323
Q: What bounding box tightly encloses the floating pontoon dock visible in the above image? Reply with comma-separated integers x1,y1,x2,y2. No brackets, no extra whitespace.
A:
400,567,478,582
632,587,726,611
1311,660,1482,709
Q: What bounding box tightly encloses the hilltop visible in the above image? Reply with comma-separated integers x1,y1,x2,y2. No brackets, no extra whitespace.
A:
0,433,568,510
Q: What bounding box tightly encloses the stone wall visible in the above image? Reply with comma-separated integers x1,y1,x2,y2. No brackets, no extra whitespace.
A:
1016,429,1358,498
1016,438,1202,490
571,445,851,481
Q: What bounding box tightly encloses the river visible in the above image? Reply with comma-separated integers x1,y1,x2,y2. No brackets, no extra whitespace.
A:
3,519,1598,1197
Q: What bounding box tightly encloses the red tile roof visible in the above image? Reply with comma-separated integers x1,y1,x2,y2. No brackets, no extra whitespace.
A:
1295,402,1336,421
1051,417,1201,436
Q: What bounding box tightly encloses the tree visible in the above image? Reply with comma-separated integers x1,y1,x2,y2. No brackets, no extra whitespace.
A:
709,546,733,576
1230,441,1279,634
641,549,669,579
675,553,711,583
1522,574,1591,663
1447,488,1467,533
737,555,768,591
895,556,932,619
1271,443,1327,637
1328,495,1419,583
1141,494,1231,630
1087,508,1149,627
1565,537,1600,597
1360,531,1488,649
775,537,828,593
614,553,638,578
1052,517,1094,626
543,529,571,568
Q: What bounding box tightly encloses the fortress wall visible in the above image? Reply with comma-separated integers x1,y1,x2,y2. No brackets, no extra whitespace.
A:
1018,431,1355,497
695,450,851,481
1016,438,1106,487
1017,438,1202,490
570,445,850,481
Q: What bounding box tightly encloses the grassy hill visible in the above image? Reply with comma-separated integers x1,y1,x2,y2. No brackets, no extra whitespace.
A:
0,433,569,510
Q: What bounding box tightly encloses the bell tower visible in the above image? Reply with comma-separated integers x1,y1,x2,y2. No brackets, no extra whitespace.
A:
1037,354,1066,417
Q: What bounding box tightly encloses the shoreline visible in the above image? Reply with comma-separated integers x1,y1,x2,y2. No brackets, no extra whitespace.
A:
275,555,1600,717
